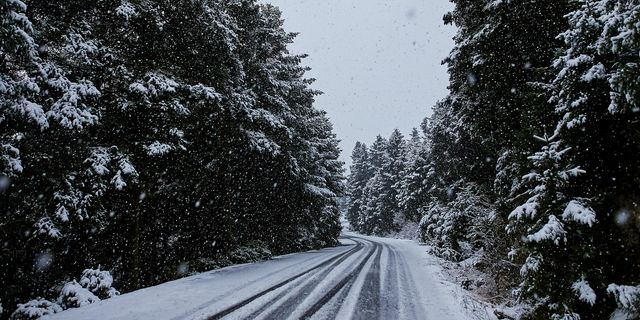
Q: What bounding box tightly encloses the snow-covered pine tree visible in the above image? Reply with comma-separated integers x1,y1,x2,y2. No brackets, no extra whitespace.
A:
222,1,345,253
21,0,205,291
411,0,576,297
403,128,424,171
140,0,246,274
217,0,296,253
346,142,371,231
359,135,398,235
439,1,495,191
507,134,598,319
385,129,408,226
397,127,431,223
0,5,48,305
351,129,408,235
1,0,345,316
509,0,640,318
1,0,48,173
296,109,345,248
444,0,572,192
438,0,574,193
0,0,112,312
420,182,492,261
415,89,497,263
415,100,460,248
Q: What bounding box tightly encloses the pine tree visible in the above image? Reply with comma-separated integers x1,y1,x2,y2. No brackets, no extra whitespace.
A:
346,142,371,231
508,134,597,319
444,0,572,192
412,0,577,294
298,110,345,247
356,136,389,234
1,0,108,311
404,128,423,168
386,129,407,222
397,127,430,223
358,134,400,235
0,0,48,151
508,1,640,318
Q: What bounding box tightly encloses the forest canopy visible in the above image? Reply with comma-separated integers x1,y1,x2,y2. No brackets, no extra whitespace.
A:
0,0,344,318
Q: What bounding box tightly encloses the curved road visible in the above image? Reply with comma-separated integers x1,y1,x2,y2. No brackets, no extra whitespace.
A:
53,234,468,320
203,236,425,320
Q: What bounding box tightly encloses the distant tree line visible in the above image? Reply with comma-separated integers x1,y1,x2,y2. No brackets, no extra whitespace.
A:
347,0,640,318
0,0,344,318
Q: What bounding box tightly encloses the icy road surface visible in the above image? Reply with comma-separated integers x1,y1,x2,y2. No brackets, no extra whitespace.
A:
53,234,469,320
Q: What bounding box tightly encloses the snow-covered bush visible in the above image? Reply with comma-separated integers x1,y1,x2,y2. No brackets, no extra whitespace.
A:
58,281,100,309
10,298,62,320
228,242,272,264
58,268,119,309
182,242,273,276
420,202,463,260
78,268,119,299
419,183,493,261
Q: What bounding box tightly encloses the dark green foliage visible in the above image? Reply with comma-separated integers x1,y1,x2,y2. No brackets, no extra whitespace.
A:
432,0,640,318
434,0,640,318
0,0,344,317
346,141,371,230
347,132,405,236
397,128,429,223
347,0,640,318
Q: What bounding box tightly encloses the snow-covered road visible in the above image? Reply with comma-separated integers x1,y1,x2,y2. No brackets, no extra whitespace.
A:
53,234,469,320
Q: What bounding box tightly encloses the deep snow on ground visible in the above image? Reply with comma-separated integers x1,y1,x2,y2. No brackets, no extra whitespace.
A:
52,234,477,320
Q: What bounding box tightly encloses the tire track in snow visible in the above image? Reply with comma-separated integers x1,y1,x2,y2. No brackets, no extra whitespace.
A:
395,244,427,319
206,238,363,320
380,243,400,319
351,242,383,319
296,239,380,320
241,238,367,319
204,236,415,320
299,240,381,319
176,246,352,320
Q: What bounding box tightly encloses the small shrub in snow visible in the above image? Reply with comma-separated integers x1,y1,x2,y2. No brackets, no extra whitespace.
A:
10,298,62,320
58,267,119,309
183,242,273,276
228,242,272,264
58,280,100,309
419,183,493,262
78,268,119,299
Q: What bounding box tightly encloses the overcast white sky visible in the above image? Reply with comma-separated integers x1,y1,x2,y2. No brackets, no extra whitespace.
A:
263,0,456,167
